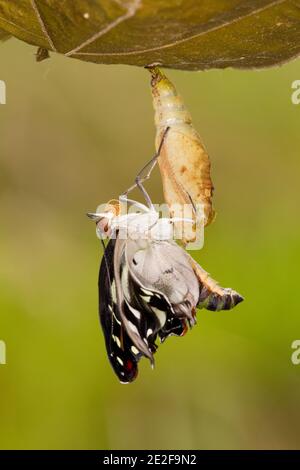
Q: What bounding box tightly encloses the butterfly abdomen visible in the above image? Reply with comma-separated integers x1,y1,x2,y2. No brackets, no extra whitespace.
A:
187,254,244,312
198,285,243,311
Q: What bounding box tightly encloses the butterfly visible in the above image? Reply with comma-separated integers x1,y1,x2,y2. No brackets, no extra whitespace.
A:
88,196,243,383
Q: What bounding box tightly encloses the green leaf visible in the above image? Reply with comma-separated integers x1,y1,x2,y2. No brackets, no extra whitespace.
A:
0,0,299,70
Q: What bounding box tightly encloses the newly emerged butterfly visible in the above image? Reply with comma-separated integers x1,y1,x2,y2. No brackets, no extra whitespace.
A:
87,70,243,383
88,192,243,383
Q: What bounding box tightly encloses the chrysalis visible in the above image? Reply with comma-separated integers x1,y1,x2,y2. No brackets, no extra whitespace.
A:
147,66,215,245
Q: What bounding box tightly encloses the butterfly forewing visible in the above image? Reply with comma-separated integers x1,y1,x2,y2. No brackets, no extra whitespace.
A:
98,238,139,383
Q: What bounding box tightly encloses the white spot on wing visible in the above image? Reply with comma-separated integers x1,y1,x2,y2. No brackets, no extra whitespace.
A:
109,305,121,325
112,335,121,348
141,288,153,296
116,356,124,366
129,306,141,320
128,321,139,334
131,346,139,355
111,281,117,303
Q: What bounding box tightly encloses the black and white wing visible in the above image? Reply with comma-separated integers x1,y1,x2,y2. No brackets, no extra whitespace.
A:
116,235,183,362
99,235,193,383
125,238,199,325
120,247,186,347
98,234,243,383
98,238,140,383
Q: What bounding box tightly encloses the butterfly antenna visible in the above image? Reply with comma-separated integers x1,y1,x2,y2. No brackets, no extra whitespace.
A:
100,237,117,347
100,238,112,288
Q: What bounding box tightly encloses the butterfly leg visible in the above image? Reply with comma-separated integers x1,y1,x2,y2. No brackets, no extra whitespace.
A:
121,127,170,209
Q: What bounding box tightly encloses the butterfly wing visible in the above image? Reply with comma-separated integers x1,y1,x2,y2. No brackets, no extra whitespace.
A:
113,235,156,364
99,234,234,383
99,235,180,382
159,316,188,342
98,238,140,383
126,262,189,344
126,238,199,324
122,254,182,348
114,235,182,362
102,235,191,357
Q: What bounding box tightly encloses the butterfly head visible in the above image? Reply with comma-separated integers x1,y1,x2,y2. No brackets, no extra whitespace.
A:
87,199,120,239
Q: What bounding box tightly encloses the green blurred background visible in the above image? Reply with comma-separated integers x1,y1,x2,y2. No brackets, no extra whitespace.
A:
0,37,300,450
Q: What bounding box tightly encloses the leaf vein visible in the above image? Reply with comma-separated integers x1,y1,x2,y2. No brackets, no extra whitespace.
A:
65,0,141,57
71,0,286,58
0,15,44,40
30,0,57,51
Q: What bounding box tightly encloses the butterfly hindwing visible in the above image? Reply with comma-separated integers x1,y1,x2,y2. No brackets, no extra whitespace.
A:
125,238,199,325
